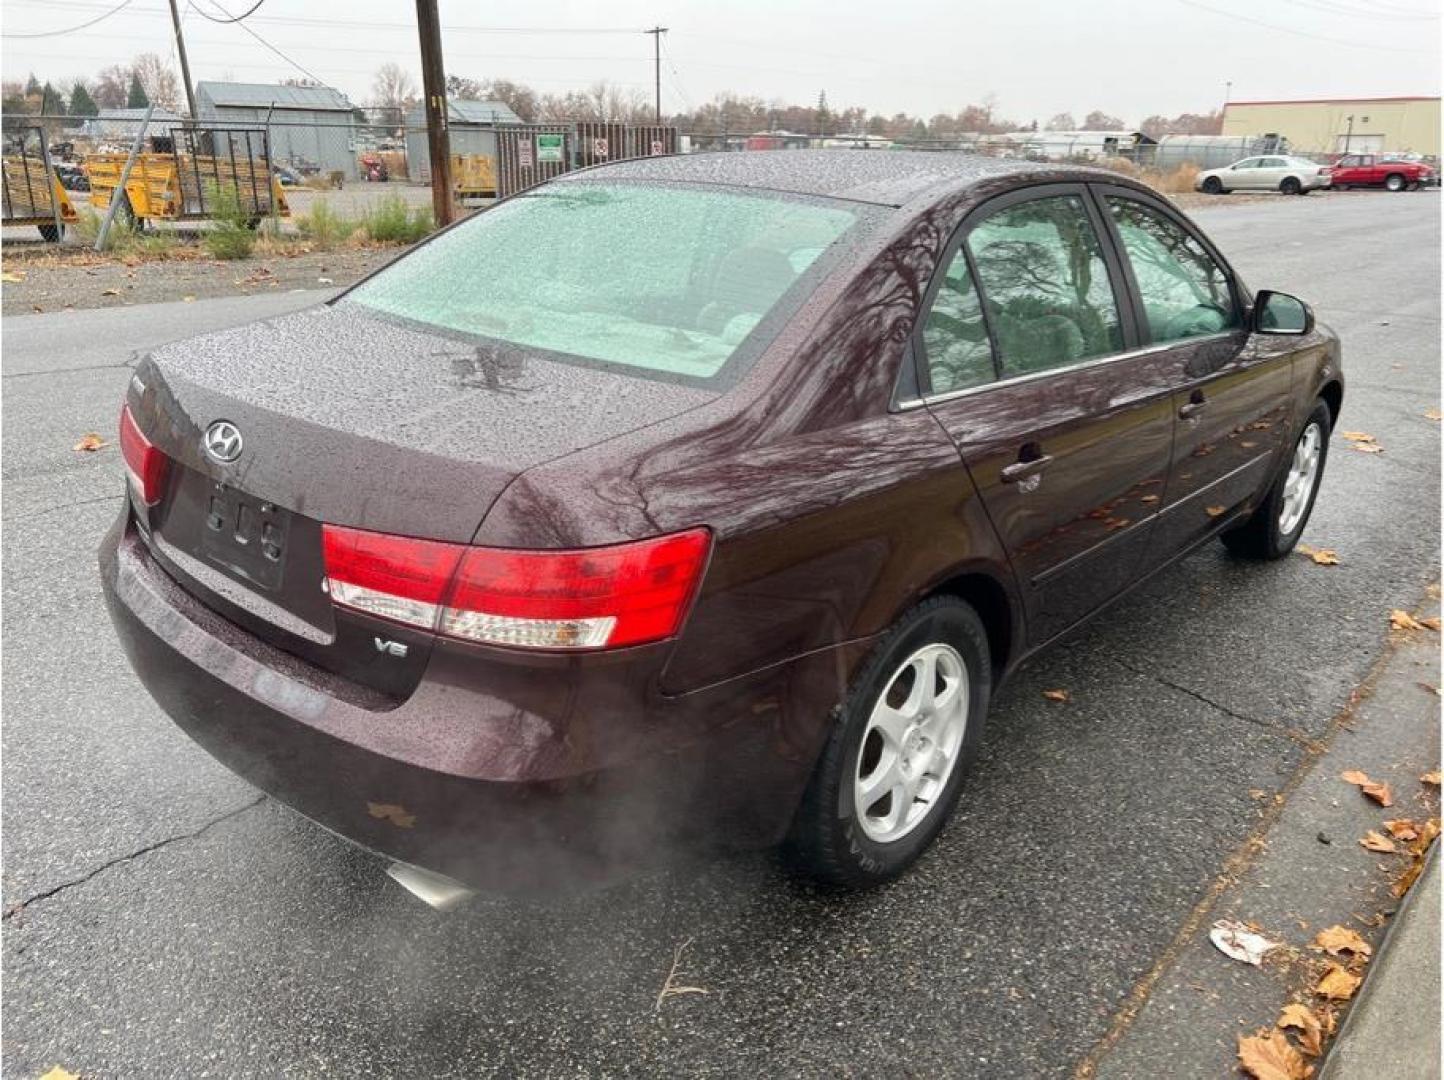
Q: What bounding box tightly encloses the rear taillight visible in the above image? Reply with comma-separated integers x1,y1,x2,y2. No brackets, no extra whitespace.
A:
119,403,169,506
321,525,711,651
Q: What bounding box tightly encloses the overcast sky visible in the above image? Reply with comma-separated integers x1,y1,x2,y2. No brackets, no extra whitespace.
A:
3,0,1440,123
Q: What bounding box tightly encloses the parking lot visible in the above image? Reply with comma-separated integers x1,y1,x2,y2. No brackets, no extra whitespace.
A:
1,192,1439,1077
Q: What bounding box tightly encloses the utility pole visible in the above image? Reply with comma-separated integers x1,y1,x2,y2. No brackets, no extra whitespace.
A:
1344,114,1355,153
416,0,454,227
167,0,197,119
645,26,667,124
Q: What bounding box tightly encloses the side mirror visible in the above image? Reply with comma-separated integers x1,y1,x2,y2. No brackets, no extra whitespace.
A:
1254,290,1314,335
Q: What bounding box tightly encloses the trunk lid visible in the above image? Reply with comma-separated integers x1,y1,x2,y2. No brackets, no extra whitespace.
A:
131,303,714,695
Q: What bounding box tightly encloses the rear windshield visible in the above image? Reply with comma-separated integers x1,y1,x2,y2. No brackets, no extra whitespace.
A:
345,182,862,382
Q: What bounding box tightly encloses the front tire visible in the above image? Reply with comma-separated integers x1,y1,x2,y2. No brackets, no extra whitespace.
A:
1202,176,1224,195
1221,400,1332,560
784,596,991,889
1385,173,1406,192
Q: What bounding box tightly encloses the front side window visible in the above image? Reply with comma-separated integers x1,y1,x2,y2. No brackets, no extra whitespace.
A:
1234,159,1259,170
965,195,1125,377
1105,197,1240,344
920,249,994,395
346,183,860,382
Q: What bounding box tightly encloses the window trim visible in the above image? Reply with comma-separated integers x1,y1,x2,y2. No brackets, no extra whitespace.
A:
1086,182,1249,348
906,181,1142,402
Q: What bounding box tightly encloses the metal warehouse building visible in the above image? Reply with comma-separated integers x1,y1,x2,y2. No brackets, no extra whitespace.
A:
196,81,360,178
1221,97,1440,157
403,99,524,183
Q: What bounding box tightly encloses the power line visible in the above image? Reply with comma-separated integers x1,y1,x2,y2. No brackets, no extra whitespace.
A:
187,0,266,23
1175,0,1436,51
188,0,327,86
1,0,134,38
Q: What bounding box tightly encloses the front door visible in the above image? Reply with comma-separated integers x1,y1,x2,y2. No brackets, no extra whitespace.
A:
1091,186,1295,562
919,186,1174,645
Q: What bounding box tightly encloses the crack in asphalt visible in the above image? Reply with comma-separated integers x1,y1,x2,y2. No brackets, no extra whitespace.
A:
21,493,124,519
2,795,266,923
1,357,138,380
1110,656,1321,749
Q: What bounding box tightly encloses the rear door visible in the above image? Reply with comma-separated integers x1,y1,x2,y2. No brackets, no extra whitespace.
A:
1091,185,1293,564
918,184,1175,645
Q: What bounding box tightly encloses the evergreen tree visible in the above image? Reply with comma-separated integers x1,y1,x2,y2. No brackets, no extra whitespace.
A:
68,82,99,117
40,82,66,116
126,71,149,108
24,73,41,96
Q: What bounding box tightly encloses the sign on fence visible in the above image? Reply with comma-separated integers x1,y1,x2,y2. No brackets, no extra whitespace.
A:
650,140,664,156
537,134,564,163
517,138,533,168
592,137,609,159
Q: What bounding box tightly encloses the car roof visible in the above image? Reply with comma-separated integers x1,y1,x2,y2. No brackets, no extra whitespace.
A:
555,149,1073,208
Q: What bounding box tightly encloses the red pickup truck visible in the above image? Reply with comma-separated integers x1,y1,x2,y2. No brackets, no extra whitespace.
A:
1329,154,1436,191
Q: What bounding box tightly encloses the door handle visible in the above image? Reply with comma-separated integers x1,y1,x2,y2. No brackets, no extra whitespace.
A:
1000,455,1055,484
1179,398,1208,419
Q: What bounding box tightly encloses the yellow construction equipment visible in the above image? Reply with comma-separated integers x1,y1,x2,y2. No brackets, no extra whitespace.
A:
453,153,497,200
85,151,289,226
2,137,80,241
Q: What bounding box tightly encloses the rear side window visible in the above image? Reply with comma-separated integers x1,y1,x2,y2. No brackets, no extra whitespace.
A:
346,183,860,382
1105,197,1239,344
965,195,1125,377
920,249,995,395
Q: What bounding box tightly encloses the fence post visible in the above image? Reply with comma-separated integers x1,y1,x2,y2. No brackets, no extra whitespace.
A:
96,103,154,252
35,126,63,242
264,102,279,234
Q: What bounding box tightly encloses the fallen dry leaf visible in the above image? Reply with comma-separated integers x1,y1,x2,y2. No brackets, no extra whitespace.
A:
1238,1029,1312,1080
1141,494,1160,503
1384,819,1420,841
72,433,108,452
182,294,196,302
1390,610,1426,632
1359,830,1397,854
1411,818,1440,854
1295,544,1339,566
1340,770,1394,807
1313,925,1373,958
1042,688,1070,703
1393,859,1423,899
1205,505,1227,517
1,269,25,283
366,801,416,828
99,287,121,296
1422,770,1442,786
1316,963,1362,1001
1350,442,1384,454
38,1068,79,1080
1340,431,1376,443
1277,1002,1325,1058
1421,617,1441,632
1424,408,1442,421
1419,683,1441,697
1210,918,1279,966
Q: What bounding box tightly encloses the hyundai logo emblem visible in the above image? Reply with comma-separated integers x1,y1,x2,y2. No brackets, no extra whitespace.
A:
203,420,244,464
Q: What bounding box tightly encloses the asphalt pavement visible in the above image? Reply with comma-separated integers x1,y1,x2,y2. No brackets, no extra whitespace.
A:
2,192,1439,1078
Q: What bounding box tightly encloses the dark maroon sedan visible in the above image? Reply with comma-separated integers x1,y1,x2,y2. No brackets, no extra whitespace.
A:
101,152,1342,902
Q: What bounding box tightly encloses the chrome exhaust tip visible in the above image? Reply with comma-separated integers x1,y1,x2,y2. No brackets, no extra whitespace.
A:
385,861,476,910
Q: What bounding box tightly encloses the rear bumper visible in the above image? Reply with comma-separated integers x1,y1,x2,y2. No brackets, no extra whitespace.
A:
101,511,866,895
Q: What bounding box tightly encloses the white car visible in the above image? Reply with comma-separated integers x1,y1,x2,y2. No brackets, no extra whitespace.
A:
1196,155,1333,196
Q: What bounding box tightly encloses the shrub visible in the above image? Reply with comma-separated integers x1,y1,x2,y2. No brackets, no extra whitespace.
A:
361,194,434,244
202,182,256,260
296,199,357,249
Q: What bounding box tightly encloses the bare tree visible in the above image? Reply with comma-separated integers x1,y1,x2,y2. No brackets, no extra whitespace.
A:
372,63,416,112
93,64,129,109
131,53,180,111
1082,109,1125,131
1045,112,1077,131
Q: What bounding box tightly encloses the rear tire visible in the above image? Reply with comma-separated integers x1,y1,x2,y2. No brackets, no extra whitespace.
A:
1202,176,1224,195
1385,173,1406,192
37,222,63,242
783,596,991,889
1221,400,1332,560
1280,176,1301,195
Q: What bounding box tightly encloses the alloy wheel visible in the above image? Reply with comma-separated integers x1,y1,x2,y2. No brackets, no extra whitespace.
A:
854,643,969,843
1278,422,1323,536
